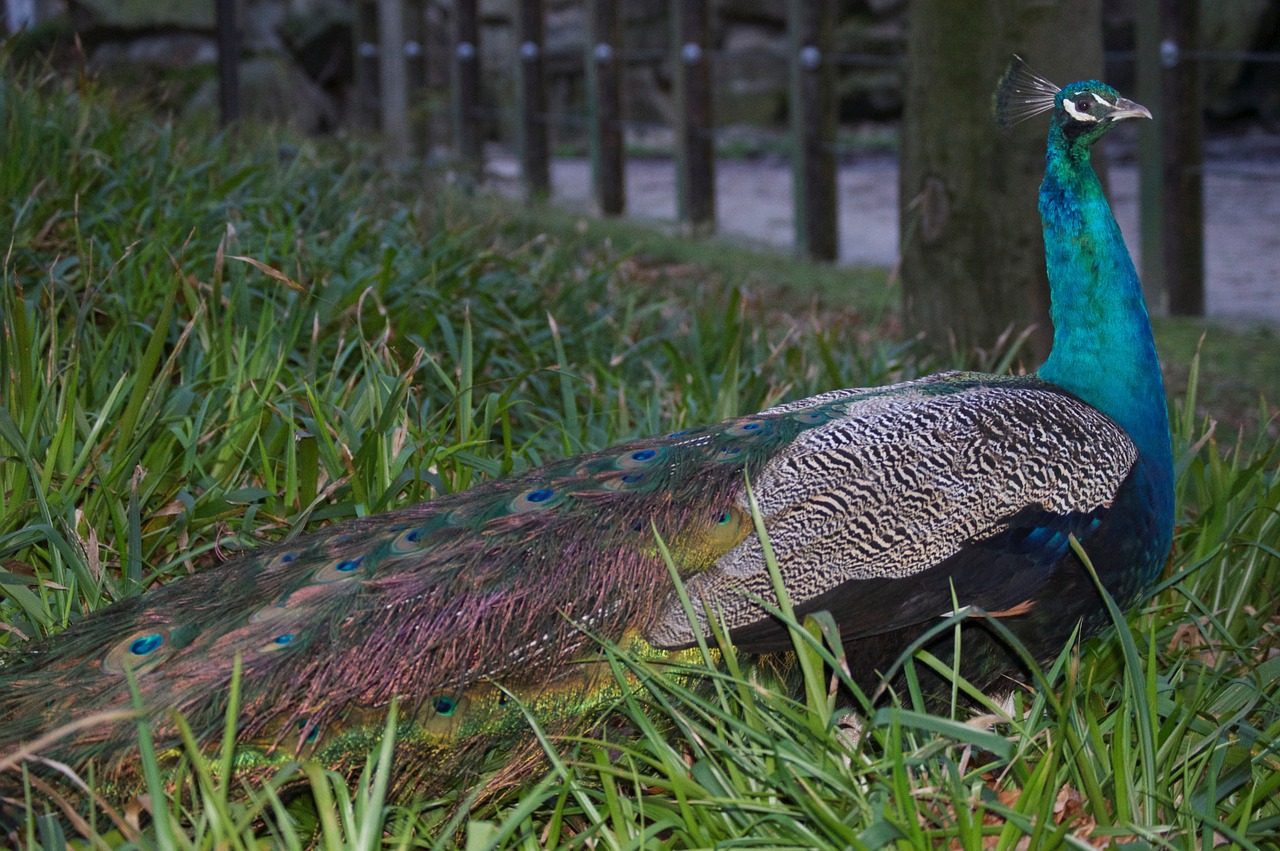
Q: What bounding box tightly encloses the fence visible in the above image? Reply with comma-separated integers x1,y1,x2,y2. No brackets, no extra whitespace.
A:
212,0,1280,319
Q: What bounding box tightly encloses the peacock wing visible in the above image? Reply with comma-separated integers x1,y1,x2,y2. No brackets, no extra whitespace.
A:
645,372,1139,650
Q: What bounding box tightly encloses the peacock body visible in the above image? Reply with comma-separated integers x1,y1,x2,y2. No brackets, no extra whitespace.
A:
0,61,1172,813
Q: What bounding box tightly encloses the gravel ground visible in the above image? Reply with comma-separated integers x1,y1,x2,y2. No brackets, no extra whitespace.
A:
488,148,1280,324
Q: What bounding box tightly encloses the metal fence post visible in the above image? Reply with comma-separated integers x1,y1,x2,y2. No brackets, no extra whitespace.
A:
788,0,837,261
588,0,624,215
404,0,429,150
517,0,549,197
353,1,380,130
1136,0,1205,315
1160,0,1205,315
672,0,714,230
378,0,410,162
453,0,483,173
215,0,240,127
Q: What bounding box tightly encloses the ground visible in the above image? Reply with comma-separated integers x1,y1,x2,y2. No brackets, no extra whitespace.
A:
489,136,1280,325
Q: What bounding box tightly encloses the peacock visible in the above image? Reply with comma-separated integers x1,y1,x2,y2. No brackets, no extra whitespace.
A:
0,59,1172,817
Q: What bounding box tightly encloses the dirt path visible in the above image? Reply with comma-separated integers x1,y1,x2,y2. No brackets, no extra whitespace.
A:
489,153,1280,324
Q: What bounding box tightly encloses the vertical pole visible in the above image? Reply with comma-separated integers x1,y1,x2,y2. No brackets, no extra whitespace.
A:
404,0,427,90
379,0,410,162
671,0,714,230
353,1,381,130
588,0,624,215
1160,0,1204,315
788,0,837,261
453,0,483,172
517,0,550,197
215,0,240,127
404,0,428,150
1134,0,1165,311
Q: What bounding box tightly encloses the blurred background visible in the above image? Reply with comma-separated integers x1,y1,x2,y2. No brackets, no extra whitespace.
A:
4,1,1278,340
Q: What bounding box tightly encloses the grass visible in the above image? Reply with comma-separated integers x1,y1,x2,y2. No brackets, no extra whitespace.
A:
1,62,1278,848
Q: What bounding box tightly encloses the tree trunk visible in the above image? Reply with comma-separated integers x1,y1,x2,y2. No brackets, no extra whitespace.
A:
899,0,1103,363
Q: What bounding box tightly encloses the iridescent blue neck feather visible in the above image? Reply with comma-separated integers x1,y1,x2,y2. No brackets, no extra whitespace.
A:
1036,100,1173,512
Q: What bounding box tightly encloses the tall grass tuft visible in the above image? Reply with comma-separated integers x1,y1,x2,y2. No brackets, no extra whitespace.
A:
2,59,1277,848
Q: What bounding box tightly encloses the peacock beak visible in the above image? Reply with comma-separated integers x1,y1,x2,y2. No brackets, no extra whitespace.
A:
1108,97,1153,122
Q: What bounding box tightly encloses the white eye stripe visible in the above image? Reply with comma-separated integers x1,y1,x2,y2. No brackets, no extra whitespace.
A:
1062,91,1108,123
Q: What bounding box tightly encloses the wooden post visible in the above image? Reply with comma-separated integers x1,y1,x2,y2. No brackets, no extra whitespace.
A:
353,1,380,130
1160,0,1204,315
671,0,714,230
1135,0,1204,316
215,0,240,127
1135,0,1165,311
787,0,837,261
404,1,427,89
453,0,483,172
588,0,625,215
378,0,410,162
404,0,429,151
517,0,550,197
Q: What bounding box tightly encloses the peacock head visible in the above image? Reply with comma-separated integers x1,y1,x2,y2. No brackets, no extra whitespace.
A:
994,56,1151,151
1053,82,1151,147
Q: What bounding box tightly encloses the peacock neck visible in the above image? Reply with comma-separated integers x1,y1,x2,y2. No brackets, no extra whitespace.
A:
1036,130,1172,483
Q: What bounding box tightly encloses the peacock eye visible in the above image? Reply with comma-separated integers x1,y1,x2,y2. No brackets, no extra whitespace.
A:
1075,97,1092,112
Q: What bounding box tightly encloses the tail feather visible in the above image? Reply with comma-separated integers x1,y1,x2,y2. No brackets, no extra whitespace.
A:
0,414,809,800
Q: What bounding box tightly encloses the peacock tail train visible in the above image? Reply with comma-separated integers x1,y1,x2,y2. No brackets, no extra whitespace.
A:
0,60,1173,816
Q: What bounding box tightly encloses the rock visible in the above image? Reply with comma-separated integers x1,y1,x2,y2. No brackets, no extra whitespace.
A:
620,0,665,26
281,0,340,16
243,0,286,53
477,0,507,24
715,23,786,126
186,54,337,133
71,0,212,31
714,0,785,28
279,0,352,86
861,0,907,15
624,65,674,129
544,4,586,58
834,12,906,120
1200,0,1271,112
90,33,217,69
